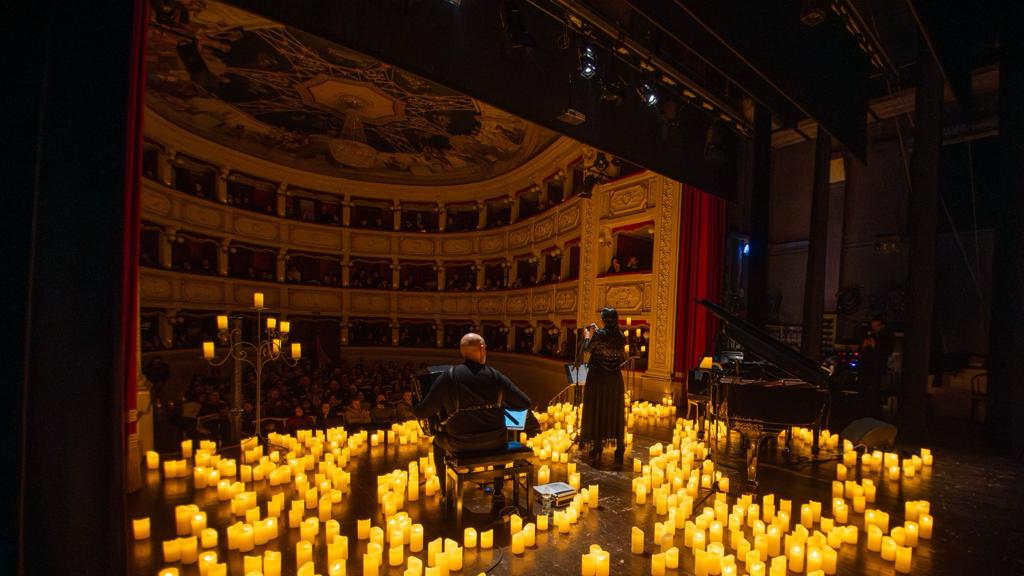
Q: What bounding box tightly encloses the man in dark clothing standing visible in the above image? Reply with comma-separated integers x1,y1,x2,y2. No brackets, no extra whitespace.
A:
414,332,531,497
860,317,895,418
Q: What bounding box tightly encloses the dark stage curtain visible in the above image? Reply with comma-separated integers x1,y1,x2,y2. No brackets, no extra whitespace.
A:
123,0,148,494
672,184,726,394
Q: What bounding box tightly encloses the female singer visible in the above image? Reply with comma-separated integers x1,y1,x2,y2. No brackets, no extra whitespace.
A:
580,307,627,464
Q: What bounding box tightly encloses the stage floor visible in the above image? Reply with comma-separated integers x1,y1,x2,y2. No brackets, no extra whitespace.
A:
129,415,1024,575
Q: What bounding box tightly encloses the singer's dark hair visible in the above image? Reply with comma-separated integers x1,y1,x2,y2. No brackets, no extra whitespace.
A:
600,307,618,328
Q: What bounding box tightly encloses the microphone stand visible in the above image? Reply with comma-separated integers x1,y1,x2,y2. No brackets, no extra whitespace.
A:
569,327,589,445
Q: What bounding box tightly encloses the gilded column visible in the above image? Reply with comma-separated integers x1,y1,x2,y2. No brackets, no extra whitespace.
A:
215,167,229,203
276,183,288,217
218,239,230,276
159,227,175,269
640,177,682,400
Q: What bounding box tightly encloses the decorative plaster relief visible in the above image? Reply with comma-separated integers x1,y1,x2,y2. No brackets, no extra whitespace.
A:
603,284,643,310
291,291,342,310
531,293,551,313
442,238,474,256
652,178,678,368
351,234,390,254
478,297,504,315
557,205,580,232
182,203,224,230
441,297,474,315
290,227,342,250
140,275,172,299
181,280,223,303
351,293,389,312
399,237,435,256
234,216,279,240
398,296,435,313
141,188,172,216
555,288,578,312
508,226,531,249
507,295,528,314
479,235,505,253
534,217,554,241
608,185,648,216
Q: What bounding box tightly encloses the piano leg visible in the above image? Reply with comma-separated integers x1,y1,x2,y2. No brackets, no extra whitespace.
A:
811,424,821,455
745,433,771,487
782,427,793,457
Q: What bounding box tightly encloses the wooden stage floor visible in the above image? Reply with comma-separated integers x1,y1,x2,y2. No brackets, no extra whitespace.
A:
129,415,1024,575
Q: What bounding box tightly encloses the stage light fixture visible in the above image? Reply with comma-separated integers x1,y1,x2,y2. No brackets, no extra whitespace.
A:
579,44,598,79
640,81,659,107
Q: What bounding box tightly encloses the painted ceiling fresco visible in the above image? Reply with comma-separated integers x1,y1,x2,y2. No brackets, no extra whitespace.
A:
146,1,560,185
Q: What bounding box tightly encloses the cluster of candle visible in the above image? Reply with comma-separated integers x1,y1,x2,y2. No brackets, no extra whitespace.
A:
780,427,845,454
580,544,611,576
629,400,676,420
842,447,934,482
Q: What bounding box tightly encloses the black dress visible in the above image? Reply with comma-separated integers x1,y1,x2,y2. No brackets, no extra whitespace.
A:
580,327,626,447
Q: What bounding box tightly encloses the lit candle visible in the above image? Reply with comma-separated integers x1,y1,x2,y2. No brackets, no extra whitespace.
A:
511,513,523,534
625,344,630,353
363,552,379,576
651,552,666,576
835,463,846,481
389,544,404,567
588,484,600,508
146,450,159,470
464,527,477,548
197,551,218,576
919,514,933,539
358,518,371,540
254,292,264,308
627,317,633,327
279,320,290,333
631,526,644,554
272,338,281,353
411,524,424,552
264,550,282,576
636,483,647,505
480,529,493,549
822,545,837,574
296,540,313,568
179,536,198,564
217,315,228,330
593,549,610,576
292,342,302,359
788,544,804,573
867,525,882,551
806,547,822,572
881,537,897,561
888,465,901,481
132,517,150,540
162,539,181,563
538,465,550,485
895,546,913,573
202,341,215,359
511,530,525,555
581,552,595,576
801,504,813,528
750,561,766,576
200,528,217,549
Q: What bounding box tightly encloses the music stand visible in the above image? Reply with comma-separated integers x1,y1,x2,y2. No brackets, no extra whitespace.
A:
564,363,587,408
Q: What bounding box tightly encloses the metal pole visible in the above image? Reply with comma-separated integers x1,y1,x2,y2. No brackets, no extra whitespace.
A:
230,317,244,442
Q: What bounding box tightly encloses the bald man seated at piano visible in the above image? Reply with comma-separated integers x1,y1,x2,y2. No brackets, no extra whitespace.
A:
414,332,532,499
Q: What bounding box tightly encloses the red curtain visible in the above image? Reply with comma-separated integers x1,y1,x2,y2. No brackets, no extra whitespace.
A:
673,184,726,389
122,0,148,491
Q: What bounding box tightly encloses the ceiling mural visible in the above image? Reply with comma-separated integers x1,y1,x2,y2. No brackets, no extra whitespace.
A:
145,1,560,185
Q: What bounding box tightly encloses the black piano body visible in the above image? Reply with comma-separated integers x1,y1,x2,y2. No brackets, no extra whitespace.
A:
695,299,832,486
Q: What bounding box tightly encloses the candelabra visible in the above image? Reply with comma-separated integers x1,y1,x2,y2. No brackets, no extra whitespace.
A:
202,292,301,441
620,317,649,400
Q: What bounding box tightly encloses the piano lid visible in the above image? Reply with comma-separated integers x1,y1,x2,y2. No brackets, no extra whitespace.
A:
696,299,831,386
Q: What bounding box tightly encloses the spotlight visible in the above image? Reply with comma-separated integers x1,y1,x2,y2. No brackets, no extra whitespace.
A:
594,152,609,170
640,81,659,107
579,44,598,79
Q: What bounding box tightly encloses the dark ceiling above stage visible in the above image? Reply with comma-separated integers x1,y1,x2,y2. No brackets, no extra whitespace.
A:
145,2,560,185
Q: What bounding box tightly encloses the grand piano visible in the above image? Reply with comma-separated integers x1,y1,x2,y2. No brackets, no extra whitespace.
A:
695,299,833,486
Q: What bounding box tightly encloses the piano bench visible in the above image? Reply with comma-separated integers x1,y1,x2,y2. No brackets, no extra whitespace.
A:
443,441,533,530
